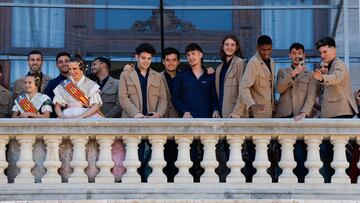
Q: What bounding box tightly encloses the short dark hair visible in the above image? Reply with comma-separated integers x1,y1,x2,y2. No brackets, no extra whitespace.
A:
257,35,272,46
70,54,86,71
185,43,203,53
56,52,71,63
220,34,243,60
26,72,42,92
316,37,336,50
94,57,111,70
27,50,43,61
162,47,180,60
289,42,305,53
135,43,156,55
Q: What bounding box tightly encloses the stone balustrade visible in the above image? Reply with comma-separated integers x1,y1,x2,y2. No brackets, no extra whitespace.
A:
0,118,359,201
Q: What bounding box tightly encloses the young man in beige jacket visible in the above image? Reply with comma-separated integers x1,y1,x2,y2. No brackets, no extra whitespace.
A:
119,43,168,182
240,35,275,118
313,37,358,118
276,43,319,121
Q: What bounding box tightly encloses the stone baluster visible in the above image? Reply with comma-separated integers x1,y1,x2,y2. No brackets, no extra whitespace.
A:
15,135,35,183
42,135,62,183
95,135,115,183
148,135,167,183
0,135,8,184
122,135,141,183
174,135,193,183
357,138,360,184
252,135,271,183
200,135,219,183
331,135,349,184
278,136,297,183
226,135,245,183
304,136,323,184
68,135,89,183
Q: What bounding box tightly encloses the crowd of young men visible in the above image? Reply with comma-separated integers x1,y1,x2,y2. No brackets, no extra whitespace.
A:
1,35,360,182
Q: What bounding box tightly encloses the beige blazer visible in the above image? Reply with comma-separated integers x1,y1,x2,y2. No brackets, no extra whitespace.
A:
320,58,359,118
239,52,275,118
275,67,319,118
119,68,168,118
13,73,51,99
0,85,13,118
100,76,122,118
215,55,247,118
161,71,179,118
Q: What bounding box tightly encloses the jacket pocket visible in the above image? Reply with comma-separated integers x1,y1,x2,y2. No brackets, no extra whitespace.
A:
126,82,137,95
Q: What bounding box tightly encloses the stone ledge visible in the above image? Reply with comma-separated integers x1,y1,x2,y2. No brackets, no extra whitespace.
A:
0,183,359,201
0,118,359,136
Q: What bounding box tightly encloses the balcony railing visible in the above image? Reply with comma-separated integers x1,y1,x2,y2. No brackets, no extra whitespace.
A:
0,118,359,202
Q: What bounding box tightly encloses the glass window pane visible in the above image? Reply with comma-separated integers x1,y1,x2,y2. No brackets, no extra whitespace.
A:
261,0,314,49
11,0,65,48
95,0,158,30
10,60,58,87
165,0,232,31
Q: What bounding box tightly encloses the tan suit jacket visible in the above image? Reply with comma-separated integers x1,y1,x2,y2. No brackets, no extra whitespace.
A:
0,85,13,118
119,68,168,118
100,76,122,118
13,73,51,99
161,71,179,118
320,58,359,118
215,55,247,118
239,52,275,118
275,67,319,118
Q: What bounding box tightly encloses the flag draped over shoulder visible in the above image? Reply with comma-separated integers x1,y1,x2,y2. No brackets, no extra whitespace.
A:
15,94,38,113
61,79,104,117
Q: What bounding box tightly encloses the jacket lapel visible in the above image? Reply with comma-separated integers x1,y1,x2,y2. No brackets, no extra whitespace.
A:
147,70,156,93
100,76,113,96
225,55,238,77
255,52,272,76
129,70,143,109
215,63,222,97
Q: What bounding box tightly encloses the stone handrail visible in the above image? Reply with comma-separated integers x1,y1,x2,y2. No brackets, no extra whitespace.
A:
0,118,359,201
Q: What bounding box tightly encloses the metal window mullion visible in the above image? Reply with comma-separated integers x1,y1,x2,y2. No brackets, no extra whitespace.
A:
344,0,349,67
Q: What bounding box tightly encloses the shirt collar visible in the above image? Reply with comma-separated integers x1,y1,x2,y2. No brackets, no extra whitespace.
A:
70,75,86,86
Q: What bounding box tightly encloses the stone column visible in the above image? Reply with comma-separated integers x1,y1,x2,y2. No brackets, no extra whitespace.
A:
278,136,297,183
95,135,115,183
331,135,349,184
42,135,62,183
226,135,245,183
68,135,89,183
252,135,271,183
200,135,219,183
122,135,141,183
148,135,167,183
15,135,35,184
304,136,323,184
174,135,193,183
0,135,8,184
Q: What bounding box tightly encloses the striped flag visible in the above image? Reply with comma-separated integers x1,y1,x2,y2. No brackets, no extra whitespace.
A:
16,94,38,113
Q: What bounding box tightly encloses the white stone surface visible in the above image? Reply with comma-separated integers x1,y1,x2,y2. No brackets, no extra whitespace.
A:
174,135,193,183
148,135,167,183
200,135,219,183
95,135,115,183
68,135,89,183
42,135,62,183
15,135,35,184
226,135,245,183
122,135,141,183
0,136,8,184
